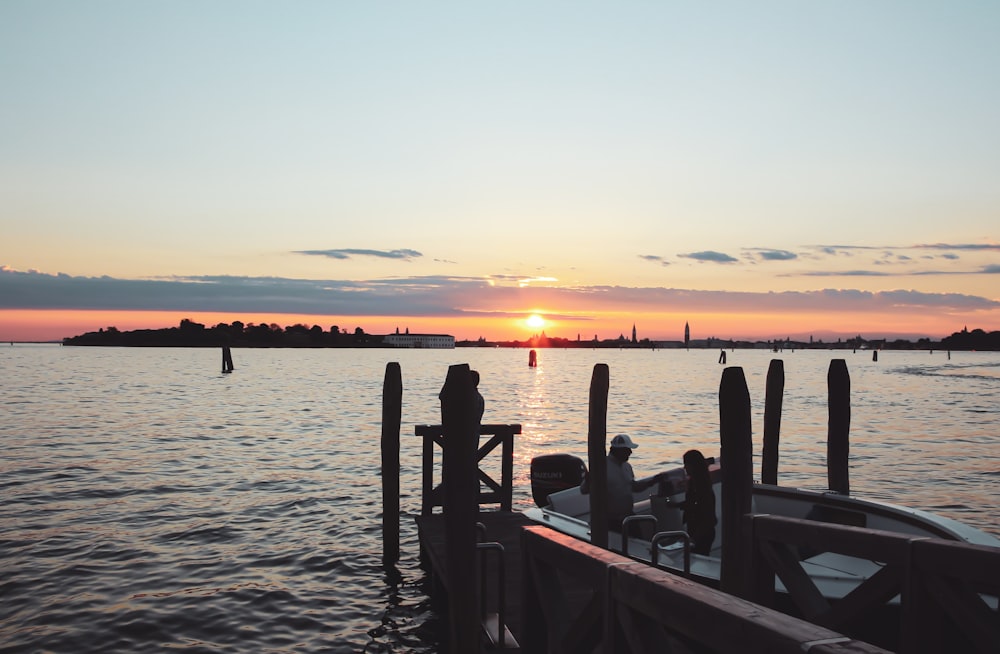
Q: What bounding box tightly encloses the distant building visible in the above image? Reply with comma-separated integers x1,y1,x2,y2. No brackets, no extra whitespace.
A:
384,332,455,348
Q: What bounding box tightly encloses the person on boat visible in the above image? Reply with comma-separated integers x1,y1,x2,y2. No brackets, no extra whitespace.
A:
676,449,717,554
580,434,664,533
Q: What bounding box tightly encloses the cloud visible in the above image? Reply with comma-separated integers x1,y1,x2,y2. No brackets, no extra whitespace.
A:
4,267,996,321
915,243,1000,251
678,251,738,263
749,249,798,261
639,254,671,266
295,248,423,261
790,266,998,277
810,243,999,261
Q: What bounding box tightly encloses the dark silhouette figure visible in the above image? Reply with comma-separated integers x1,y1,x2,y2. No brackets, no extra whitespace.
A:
470,369,485,437
678,449,717,554
581,434,664,533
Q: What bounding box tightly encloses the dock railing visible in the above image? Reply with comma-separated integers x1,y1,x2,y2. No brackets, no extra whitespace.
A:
415,423,521,516
520,525,889,654
744,514,1000,654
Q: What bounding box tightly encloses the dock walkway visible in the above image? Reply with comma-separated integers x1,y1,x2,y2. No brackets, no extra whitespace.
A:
416,511,532,645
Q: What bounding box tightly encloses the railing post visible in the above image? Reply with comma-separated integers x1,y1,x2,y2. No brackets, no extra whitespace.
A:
421,428,434,516
719,366,753,596
761,358,784,485
588,363,610,550
381,362,402,564
501,426,514,511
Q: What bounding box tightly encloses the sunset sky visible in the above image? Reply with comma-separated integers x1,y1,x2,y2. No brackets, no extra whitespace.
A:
2,2,998,342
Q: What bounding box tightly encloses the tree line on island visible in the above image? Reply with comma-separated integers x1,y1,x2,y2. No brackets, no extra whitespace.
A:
60,320,1000,351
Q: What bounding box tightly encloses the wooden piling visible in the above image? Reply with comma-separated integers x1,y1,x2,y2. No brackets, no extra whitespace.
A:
827,359,851,495
587,363,610,550
381,362,402,565
221,346,234,373
761,359,784,485
438,363,480,652
718,366,753,595
528,349,537,367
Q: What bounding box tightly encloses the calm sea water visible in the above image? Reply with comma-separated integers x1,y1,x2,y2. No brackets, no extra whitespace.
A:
2,345,998,652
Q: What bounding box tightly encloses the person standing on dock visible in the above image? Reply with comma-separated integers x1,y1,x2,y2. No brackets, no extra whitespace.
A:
581,434,663,533
470,369,485,437
677,449,717,554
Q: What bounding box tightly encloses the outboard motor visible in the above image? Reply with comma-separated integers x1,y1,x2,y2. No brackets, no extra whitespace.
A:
530,454,587,507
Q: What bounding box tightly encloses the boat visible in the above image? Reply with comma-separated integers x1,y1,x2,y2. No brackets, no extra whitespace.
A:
524,453,1000,601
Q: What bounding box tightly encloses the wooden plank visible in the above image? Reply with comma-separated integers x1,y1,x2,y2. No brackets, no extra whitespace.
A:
752,515,916,562
608,564,890,654
821,563,903,631
757,537,830,621
908,539,1000,654
917,573,999,653
910,538,1000,585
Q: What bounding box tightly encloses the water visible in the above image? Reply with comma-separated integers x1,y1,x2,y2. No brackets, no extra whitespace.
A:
2,345,998,652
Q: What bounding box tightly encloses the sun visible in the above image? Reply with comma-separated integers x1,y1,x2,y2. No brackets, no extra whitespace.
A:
526,314,546,329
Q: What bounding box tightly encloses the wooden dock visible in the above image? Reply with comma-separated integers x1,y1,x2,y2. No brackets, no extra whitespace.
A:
415,508,898,653
385,361,1000,653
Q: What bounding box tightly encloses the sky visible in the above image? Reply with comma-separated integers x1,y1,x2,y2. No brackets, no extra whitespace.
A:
2,2,998,342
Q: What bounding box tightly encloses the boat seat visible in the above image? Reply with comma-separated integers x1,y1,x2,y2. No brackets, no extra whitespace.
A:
547,487,590,518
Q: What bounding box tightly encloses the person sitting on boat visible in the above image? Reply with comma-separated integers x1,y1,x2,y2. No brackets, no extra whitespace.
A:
580,434,664,533
675,449,717,554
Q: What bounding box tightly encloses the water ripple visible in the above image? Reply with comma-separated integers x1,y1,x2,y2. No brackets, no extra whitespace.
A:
1,346,998,652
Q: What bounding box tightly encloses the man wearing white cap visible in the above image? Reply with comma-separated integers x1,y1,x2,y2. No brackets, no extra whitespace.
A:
581,434,664,532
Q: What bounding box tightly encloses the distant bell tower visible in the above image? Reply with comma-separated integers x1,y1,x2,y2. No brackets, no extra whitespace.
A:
632,324,637,344
684,322,690,349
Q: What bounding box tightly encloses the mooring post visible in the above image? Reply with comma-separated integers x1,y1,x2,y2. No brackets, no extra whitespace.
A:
587,363,610,550
719,366,753,596
761,359,784,485
221,345,234,373
528,349,537,367
827,359,851,495
381,362,402,565
439,363,480,652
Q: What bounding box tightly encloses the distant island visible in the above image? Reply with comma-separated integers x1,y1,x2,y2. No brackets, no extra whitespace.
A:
59,319,1000,351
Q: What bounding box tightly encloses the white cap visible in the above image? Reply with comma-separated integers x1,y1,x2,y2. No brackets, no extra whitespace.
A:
610,434,638,449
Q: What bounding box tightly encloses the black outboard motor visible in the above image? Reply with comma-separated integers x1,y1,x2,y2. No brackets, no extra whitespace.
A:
530,454,587,507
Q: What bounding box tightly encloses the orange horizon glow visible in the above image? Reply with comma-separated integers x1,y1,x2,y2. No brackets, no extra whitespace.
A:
0,308,986,344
